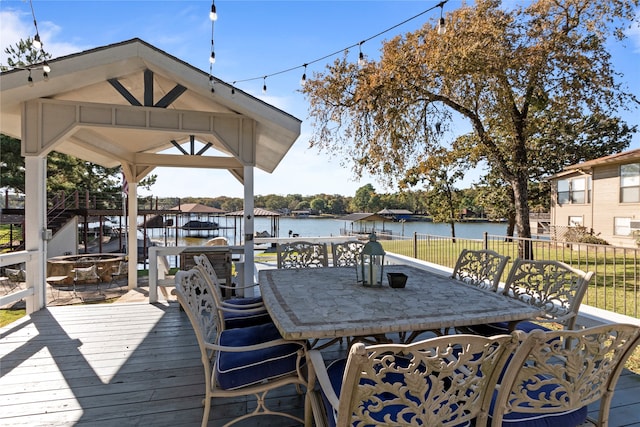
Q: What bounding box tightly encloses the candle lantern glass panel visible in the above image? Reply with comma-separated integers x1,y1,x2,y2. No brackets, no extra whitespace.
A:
357,233,386,286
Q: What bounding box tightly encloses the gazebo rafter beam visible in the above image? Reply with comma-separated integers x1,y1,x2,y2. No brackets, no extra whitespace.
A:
155,84,187,108
107,78,142,106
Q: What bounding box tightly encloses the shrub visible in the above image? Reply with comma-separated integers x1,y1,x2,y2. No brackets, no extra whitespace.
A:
577,234,609,245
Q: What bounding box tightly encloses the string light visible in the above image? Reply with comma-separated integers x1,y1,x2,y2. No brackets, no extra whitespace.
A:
33,33,42,50
208,0,216,93
226,0,449,94
438,3,446,35
358,41,366,67
17,0,51,85
209,1,218,21
300,64,307,87
30,0,42,50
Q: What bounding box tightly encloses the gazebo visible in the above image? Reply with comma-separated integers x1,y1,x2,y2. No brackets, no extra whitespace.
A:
226,208,281,243
339,213,390,236
0,38,301,313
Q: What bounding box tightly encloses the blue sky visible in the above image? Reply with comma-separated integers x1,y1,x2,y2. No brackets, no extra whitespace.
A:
1,1,639,199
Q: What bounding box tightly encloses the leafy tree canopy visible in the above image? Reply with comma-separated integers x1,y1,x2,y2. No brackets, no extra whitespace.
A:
302,0,638,255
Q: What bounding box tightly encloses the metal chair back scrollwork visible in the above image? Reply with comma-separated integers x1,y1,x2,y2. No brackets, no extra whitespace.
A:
503,258,593,330
331,241,365,267
490,324,640,426
307,333,519,427
451,249,510,292
277,241,329,269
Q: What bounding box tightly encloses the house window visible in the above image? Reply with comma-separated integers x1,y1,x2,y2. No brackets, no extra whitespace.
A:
557,177,590,204
557,179,570,204
571,178,585,203
568,216,583,227
620,163,640,203
614,217,631,236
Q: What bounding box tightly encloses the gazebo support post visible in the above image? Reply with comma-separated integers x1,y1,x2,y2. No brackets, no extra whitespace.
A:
243,165,256,296
127,182,138,289
24,155,48,313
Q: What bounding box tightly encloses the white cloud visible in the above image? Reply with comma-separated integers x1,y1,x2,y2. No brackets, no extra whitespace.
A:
0,10,31,64
0,9,85,64
629,11,640,52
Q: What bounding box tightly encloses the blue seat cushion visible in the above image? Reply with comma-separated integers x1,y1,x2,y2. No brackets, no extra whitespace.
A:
226,296,263,305
466,321,551,336
488,380,588,427
216,322,302,390
222,308,272,329
321,357,470,427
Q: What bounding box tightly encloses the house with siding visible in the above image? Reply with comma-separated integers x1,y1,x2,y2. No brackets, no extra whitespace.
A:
547,148,640,247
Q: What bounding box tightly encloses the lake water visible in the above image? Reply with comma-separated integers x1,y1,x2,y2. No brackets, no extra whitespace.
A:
145,216,509,246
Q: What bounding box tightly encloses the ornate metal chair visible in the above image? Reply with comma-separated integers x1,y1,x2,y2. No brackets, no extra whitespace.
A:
331,241,365,267
277,241,329,269
451,249,510,335
466,258,594,335
451,248,510,292
3,267,25,292
306,333,519,427
73,264,100,294
490,324,640,427
174,268,310,427
107,261,127,290
193,253,262,303
192,254,270,331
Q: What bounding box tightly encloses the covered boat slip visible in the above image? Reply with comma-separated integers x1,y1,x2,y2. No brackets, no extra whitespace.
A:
1,301,640,426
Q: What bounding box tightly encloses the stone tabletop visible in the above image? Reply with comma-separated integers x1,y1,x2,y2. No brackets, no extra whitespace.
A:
259,265,543,340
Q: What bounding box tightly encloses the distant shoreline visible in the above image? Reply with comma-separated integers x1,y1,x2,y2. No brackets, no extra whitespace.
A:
283,214,506,223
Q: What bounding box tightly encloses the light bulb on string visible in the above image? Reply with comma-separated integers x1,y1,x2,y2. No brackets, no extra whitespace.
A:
208,74,215,94
209,1,218,21
262,76,267,94
231,82,236,95
437,5,446,35
358,41,366,67
33,33,42,49
43,61,51,73
28,70,34,86
300,64,307,86
210,51,216,64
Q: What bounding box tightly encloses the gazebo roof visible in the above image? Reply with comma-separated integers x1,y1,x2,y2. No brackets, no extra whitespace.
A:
226,208,281,217
0,38,301,183
339,213,389,222
170,203,226,214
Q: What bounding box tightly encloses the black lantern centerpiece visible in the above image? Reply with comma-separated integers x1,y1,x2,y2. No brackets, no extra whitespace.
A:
356,232,386,287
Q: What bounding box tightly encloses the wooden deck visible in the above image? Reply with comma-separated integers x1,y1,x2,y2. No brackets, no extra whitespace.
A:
1,301,640,426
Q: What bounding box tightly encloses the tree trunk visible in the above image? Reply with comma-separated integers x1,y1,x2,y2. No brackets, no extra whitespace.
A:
511,174,533,259
449,221,456,244
504,213,516,243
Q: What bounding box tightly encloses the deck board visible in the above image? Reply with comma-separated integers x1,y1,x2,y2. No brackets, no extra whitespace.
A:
2,301,639,426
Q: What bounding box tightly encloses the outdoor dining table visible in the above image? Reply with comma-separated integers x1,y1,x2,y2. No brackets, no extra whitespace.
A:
258,265,544,341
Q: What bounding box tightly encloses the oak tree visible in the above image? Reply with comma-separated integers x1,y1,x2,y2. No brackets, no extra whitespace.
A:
302,0,638,257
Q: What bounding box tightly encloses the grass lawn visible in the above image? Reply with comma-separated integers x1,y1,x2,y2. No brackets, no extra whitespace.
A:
0,308,26,327
381,238,639,318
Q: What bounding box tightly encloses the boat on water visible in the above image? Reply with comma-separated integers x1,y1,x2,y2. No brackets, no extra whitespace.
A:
182,220,219,230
